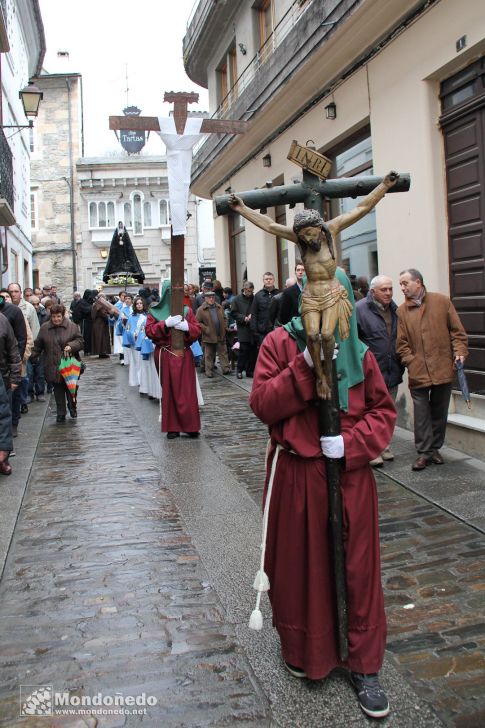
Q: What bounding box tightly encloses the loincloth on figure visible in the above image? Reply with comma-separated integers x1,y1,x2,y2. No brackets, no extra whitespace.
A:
300,283,353,340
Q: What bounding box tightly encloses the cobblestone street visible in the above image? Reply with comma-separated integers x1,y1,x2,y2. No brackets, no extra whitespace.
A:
0,358,484,727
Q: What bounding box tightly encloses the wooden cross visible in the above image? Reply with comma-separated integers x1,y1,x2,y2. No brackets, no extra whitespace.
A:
109,91,248,353
215,148,411,660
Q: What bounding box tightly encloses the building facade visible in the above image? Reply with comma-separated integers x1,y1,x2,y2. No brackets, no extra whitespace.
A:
30,71,83,298
0,0,44,289
183,0,485,451
76,156,210,294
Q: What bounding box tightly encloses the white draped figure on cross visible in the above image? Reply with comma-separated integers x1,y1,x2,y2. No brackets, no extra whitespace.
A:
157,115,206,236
109,91,247,350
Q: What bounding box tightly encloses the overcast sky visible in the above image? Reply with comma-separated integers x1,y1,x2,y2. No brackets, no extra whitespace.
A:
39,0,209,156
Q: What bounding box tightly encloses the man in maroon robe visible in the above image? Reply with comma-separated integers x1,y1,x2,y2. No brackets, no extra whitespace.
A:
145,282,201,439
248,271,396,719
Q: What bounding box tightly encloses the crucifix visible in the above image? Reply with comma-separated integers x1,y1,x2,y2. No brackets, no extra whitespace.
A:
215,142,410,659
109,92,247,353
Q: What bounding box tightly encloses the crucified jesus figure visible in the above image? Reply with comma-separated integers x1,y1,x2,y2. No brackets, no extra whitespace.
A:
229,171,398,399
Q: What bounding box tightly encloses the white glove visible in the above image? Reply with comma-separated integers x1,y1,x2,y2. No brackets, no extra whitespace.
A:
320,435,344,459
165,314,182,328
303,343,339,368
303,346,314,368
174,319,189,332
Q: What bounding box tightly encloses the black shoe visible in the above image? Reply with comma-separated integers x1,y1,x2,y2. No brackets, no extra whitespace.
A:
56,415,66,423
68,407,77,419
284,662,307,678
185,432,200,438
237,372,243,379
350,672,389,719
167,432,180,439
246,373,253,378
20,404,28,414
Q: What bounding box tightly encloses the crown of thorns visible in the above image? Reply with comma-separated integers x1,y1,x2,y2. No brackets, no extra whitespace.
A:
293,209,325,233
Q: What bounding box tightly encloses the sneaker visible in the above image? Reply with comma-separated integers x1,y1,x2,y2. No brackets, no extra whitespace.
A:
370,455,384,468
36,395,46,402
284,662,307,679
20,404,28,414
350,672,389,719
381,448,394,461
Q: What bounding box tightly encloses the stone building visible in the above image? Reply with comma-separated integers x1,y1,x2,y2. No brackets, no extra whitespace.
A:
76,155,208,294
30,71,212,300
183,0,485,453
0,0,45,289
30,70,83,298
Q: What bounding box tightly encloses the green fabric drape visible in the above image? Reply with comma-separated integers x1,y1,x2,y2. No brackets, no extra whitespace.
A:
149,280,189,321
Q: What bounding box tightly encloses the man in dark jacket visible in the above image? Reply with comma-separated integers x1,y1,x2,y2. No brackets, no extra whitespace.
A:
356,275,403,466
278,263,305,325
0,311,22,473
250,272,280,347
231,282,257,379
0,290,28,436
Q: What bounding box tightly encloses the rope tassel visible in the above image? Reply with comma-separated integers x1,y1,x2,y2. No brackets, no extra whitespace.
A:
248,444,281,631
253,570,270,592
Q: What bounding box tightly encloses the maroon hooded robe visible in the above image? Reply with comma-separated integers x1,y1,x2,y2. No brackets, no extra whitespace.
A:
249,327,396,680
145,309,201,434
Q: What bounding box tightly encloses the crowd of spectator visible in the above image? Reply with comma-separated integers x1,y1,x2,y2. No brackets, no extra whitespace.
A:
0,266,469,476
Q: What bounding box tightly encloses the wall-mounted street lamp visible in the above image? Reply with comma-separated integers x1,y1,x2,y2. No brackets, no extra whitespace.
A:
100,249,108,259
238,43,247,55
325,101,337,120
0,81,43,129
262,153,272,168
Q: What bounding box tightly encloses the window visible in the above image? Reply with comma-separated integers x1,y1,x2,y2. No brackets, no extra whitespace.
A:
229,213,247,292
217,44,238,114
29,126,35,153
88,201,116,228
99,202,107,227
133,193,142,235
89,202,97,228
275,203,289,286
143,201,152,227
107,202,115,226
159,199,169,225
124,202,132,228
325,130,376,281
30,192,37,230
259,0,274,63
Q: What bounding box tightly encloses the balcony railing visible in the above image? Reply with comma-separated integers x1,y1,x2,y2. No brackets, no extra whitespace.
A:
0,129,14,209
213,0,313,121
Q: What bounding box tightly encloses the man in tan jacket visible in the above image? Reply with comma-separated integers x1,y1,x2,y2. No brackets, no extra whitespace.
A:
196,290,231,377
396,268,468,471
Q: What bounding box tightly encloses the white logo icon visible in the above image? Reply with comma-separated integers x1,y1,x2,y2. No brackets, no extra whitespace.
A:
20,686,53,716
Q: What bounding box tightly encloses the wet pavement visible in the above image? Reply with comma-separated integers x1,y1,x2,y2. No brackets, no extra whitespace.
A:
0,358,483,727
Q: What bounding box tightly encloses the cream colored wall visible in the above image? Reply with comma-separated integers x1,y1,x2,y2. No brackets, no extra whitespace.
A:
368,0,485,299
213,0,485,297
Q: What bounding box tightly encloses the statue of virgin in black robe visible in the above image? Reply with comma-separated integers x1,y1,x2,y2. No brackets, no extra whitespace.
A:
102,222,145,284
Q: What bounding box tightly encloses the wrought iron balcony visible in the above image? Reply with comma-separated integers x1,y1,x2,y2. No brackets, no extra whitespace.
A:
0,128,15,226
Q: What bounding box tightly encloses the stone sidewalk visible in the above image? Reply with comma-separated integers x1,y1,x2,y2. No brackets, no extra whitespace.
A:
0,358,483,726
